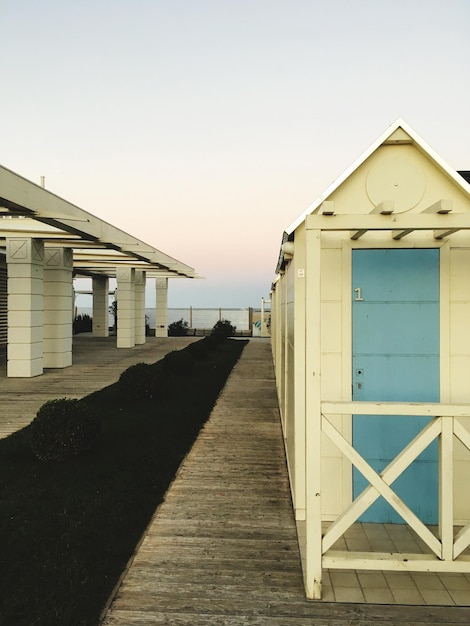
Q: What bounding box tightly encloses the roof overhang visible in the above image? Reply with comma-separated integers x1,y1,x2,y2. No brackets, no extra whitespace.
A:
0,164,197,279
276,119,470,274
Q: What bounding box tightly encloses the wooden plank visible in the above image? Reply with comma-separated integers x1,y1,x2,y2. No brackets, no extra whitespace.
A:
455,524,470,559
304,228,323,599
322,401,470,417
440,417,454,560
306,212,470,232
434,228,460,239
454,420,470,449
324,550,470,573
423,199,453,214
98,339,470,624
104,611,470,626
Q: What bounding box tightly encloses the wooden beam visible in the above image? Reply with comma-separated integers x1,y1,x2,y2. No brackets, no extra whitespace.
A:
319,201,335,215
351,201,395,239
454,523,470,559
374,200,395,215
350,229,367,241
304,228,322,599
322,401,470,417
393,228,414,240
452,419,470,557
434,228,460,240
324,551,470,572
439,417,454,560
454,419,470,449
0,165,196,277
306,213,470,232
423,199,453,214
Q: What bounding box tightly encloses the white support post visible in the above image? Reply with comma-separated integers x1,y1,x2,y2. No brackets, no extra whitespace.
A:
293,230,307,521
135,270,146,345
282,274,289,431
6,238,44,377
260,298,266,337
304,228,322,599
43,247,73,368
116,267,136,348
275,284,282,378
92,276,110,338
439,416,454,560
155,278,168,338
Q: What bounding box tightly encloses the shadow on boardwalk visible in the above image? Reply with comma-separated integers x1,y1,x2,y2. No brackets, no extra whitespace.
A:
102,340,470,626
0,335,198,439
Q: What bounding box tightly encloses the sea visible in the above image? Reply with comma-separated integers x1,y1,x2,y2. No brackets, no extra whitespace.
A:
76,307,256,331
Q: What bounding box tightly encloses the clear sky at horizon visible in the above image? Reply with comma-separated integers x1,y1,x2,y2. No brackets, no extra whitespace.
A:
1,0,469,307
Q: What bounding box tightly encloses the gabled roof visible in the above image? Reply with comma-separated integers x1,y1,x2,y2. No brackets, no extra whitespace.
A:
284,118,470,237
0,164,197,279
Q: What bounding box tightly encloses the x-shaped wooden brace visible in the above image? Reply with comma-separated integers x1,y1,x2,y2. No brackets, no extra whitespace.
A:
321,414,443,557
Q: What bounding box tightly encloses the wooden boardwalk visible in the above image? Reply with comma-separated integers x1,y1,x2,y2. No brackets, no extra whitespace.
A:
102,340,470,625
0,335,197,439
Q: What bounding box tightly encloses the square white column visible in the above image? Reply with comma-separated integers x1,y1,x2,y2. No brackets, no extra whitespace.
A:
135,270,146,345
7,238,44,377
92,276,110,338
43,247,73,368
116,267,135,348
155,277,168,337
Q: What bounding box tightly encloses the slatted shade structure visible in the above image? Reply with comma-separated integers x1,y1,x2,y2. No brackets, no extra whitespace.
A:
0,165,196,280
0,164,197,376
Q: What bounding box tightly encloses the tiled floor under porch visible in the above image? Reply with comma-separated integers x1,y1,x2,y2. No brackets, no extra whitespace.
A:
297,521,470,605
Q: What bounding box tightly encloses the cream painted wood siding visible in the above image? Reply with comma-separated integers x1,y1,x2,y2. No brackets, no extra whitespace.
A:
0,261,6,358
449,247,470,523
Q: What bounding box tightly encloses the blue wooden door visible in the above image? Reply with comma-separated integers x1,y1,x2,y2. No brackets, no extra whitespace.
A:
352,249,439,524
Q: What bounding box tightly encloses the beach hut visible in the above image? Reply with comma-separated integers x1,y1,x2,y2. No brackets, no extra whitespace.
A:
271,119,470,599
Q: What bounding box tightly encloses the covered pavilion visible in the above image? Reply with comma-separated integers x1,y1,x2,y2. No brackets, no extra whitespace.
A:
0,164,196,377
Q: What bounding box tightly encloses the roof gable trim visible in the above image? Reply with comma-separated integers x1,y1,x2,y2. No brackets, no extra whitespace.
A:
284,118,470,237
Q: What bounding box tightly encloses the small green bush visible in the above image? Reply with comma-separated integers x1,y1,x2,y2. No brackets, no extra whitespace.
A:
29,398,100,462
168,318,189,336
211,319,236,340
162,349,195,376
118,362,159,400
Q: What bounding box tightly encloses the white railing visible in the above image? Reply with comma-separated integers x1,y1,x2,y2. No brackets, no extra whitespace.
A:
320,402,470,573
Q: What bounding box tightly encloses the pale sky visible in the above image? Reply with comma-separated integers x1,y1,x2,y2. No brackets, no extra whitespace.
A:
1,0,469,307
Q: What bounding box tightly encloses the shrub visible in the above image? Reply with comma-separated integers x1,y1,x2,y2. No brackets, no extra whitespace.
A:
186,338,210,361
109,300,117,330
73,314,92,334
202,335,220,350
118,362,158,400
162,349,195,376
168,319,189,336
211,319,236,340
29,398,100,462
